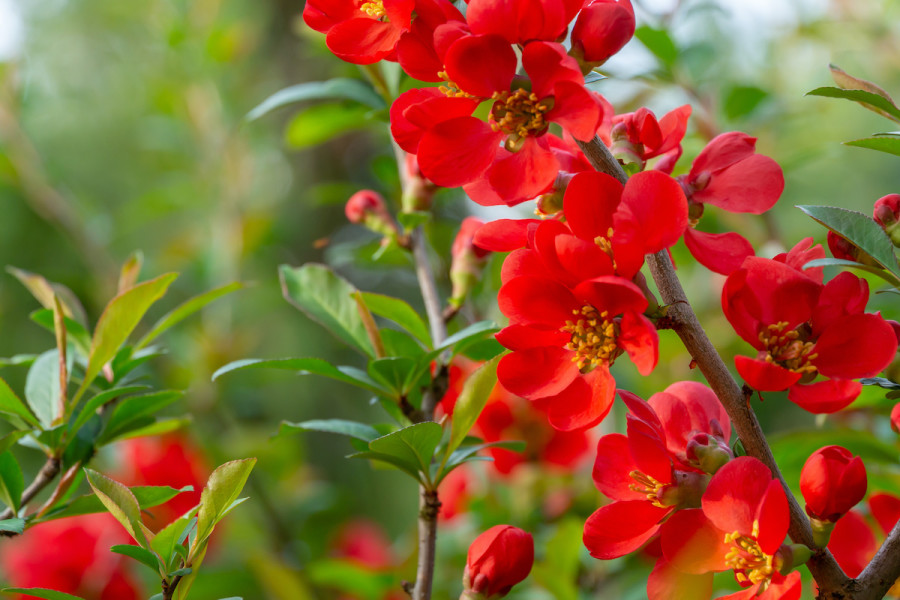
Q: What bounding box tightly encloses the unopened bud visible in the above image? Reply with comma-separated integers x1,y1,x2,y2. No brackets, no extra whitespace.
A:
461,525,533,600
777,543,813,571
450,217,491,308
536,173,574,217
686,432,733,474
402,154,436,213
345,190,400,238
800,445,867,523
873,194,900,247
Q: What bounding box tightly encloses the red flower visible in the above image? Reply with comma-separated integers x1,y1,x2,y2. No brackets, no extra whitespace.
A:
608,105,692,169
0,514,142,600
464,525,534,598
678,132,784,275
722,254,897,413
827,493,900,580
570,0,636,67
303,0,417,64
331,520,406,600
465,0,582,45
496,274,657,430
800,445,867,523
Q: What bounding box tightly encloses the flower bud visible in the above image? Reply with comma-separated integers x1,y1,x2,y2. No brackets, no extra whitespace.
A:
401,154,436,213
800,445,867,524
450,217,491,309
685,432,733,474
873,194,900,247
570,0,635,71
345,190,399,238
461,525,533,599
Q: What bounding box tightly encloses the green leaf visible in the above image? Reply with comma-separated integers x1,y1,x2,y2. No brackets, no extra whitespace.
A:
0,354,37,368
802,257,900,287
152,516,196,573
2,589,86,600
283,103,376,150
0,432,26,456
723,85,768,120
110,544,162,572
367,357,417,395
307,559,395,600
212,357,386,395
396,211,431,232
436,321,500,354
0,375,40,429
797,206,899,275
247,79,386,121
359,292,430,346
29,310,92,356
168,567,193,577
442,440,526,474
0,452,24,514
68,385,149,436
635,26,678,67
280,264,374,356
860,377,900,390
807,86,900,122
845,134,900,157
277,419,381,442
368,422,442,481
0,518,24,534
83,468,152,547
99,390,184,444
75,273,178,403
531,519,582,600
446,357,499,459
196,458,256,545
136,282,243,350
6,267,87,325
25,349,70,429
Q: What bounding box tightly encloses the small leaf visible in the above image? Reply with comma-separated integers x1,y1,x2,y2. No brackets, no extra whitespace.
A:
797,205,899,275
0,518,24,534
845,134,900,157
25,349,71,429
828,64,900,122
359,292,430,346
195,458,256,545
635,25,678,67
368,422,442,479
443,440,526,474
397,211,431,232
0,375,40,429
0,452,24,514
110,544,162,572
75,273,178,403
212,357,386,395
802,258,900,287
807,86,900,123
368,357,417,395
136,282,244,350
247,79,386,121
284,103,376,150
2,589,86,600
860,377,900,390
6,267,87,325
346,450,422,481
436,321,500,354
168,567,193,577
280,264,374,356
446,356,500,459
83,468,151,547
117,252,143,293
277,419,381,442
152,516,196,572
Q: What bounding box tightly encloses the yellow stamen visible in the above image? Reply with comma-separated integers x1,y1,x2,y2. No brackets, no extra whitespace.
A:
758,321,818,375
359,0,385,17
436,71,475,99
489,89,552,151
723,521,775,587
628,470,668,508
561,305,618,371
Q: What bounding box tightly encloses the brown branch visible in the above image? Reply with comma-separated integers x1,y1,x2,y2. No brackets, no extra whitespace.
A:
855,519,900,600
0,457,61,532
575,136,852,594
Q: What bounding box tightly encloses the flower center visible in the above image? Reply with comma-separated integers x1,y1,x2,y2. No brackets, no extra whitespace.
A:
359,0,386,18
593,227,615,255
561,305,618,371
628,471,669,508
489,89,552,151
758,321,818,375
724,523,775,587
437,71,475,99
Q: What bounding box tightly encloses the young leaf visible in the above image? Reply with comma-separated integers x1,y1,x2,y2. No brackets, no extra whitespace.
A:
117,252,143,293
212,357,387,395
446,357,500,459
277,419,382,442
827,64,900,122
29,310,92,356
807,87,900,123
6,267,87,325
75,273,178,403
797,205,900,275
346,450,423,481
280,265,375,356
2,589,86,600
152,516,196,572
0,453,24,514
0,376,40,429
368,422,442,479
83,468,152,547
246,78,386,121
845,134,900,157
136,281,244,350
25,349,71,429
195,458,256,545
111,544,162,572
359,292,431,347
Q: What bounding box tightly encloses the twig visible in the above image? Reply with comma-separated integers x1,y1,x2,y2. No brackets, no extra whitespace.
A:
0,457,61,531
854,519,900,600
575,136,852,595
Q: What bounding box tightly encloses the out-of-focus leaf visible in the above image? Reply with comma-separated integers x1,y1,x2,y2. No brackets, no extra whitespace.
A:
460,337,505,362
29,310,92,355
98,390,183,444
0,376,40,429
6,267,87,325
280,264,374,356
111,544,162,572
635,26,678,67
368,422,442,477
807,86,900,123
0,354,37,368
25,349,70,429
307,559,394,600
283,103,376,149
136,282,243,349
396,211,430,232
75,273,178,403
446,357,499,459
0,518,24,534
102,417,190,443
845,134,900,157
247,552,315,600
724,85,768,120
68,385,149,436
860,377,900,390
212,357,386,395
2,589,85,600
84,468,152,547
247,79,386,121
196,458,256,544
359,292,430,347
277,419,381,442
532,518,583,600
117,252,143,293
0,432,26,456
797,206,899,275
368,357,417,395
0,453,24,514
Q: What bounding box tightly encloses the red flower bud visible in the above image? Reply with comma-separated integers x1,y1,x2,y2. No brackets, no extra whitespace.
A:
873,193,900,228
800,445,867,522
463,525,533,598
345,190,389,224
891,402,900,434
450,217,491,308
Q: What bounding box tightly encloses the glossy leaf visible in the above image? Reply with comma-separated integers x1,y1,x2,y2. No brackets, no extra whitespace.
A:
111,544,162,572
0,453,23,514
807,86,900,122
247,78,386,121
797,205,899,274
136,281,243,350
68,385,149,436
359,292,430,346
845,134,900,157
0,518,24,534
367,357,417,395
368,422,442,478
196,458,256,544
0,376,40,429
277,419,381,442
280,264,374,356
83,468,152,547
212,357,386,395
99,390,183,444
446,356,500,459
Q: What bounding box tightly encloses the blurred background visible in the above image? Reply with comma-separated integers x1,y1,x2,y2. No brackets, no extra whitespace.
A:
0,0,899,598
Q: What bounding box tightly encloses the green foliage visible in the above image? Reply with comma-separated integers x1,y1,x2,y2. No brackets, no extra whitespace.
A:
2,589,86,600
277,419,382,442
350,422,442,484
635,26,678,68
445,356,499,459
845,133,900,157
247,79,387,121
136,281,244,350
213,357,387,396
358,292,430,346
284,104,378,149
84,468,153,547
0,453,24,514
797,205,900,274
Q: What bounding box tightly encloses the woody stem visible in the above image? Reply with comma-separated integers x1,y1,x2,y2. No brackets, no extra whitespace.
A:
575,136,853,596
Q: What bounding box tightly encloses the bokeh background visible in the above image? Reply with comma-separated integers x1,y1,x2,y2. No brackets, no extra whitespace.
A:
0,0,899,598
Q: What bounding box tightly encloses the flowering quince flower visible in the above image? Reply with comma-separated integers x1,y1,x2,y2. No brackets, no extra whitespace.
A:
874,193,900,247
800,445,867,523
722,248,898,413
606,105,692,171
462,525,534,599
656,457,800,600
450,217,491,308
570,0,636,69
583,383,731,560
0,514,142,600
676,132,785,275
396,37,602,202
465,0,582,45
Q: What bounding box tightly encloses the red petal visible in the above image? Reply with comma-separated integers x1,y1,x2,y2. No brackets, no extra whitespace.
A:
652,104,692,158
547,80,603,141
500,248,546,283
615,170,688,254
684,228,754,276
498,276,578,326
563,171,622,243
474,219,540,252
465,0,518,42
619,312,659,376
497,347,578,399
660,508,730,574
496,324,568,351
869,493,900,537
692,131,757,174
417,116,500,188
592,433,644,500
787,380,861,414
395,91,479,153
647,559,714,600
650,381,731,453
547,368,615,430
573,275,649,317
521,41,584,99
758,571,802,600
735,355,801,391
694,154,784,214
813,313,898,379
327,18,403,64
487,137,560,201
583,501,669,559
570,0,636,65
811,272,869,337
754,479,789,555
444,34,515,97
627,420,672,484
829,510,878,577
702,456,773,536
